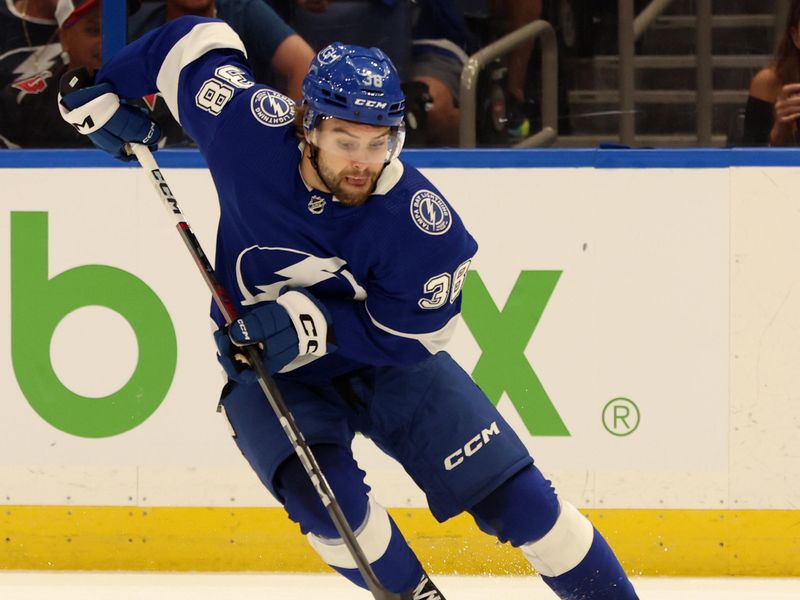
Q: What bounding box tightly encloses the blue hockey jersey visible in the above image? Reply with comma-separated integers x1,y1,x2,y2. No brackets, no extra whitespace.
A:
95,17,478,380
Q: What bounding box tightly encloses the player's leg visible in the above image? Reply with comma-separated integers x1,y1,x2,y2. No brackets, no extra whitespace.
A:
274,444,425,594
218,377,430,596
469,466,638,599
366,352,637,599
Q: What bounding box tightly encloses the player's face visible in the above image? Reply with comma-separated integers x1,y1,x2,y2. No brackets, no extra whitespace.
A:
58,9,102,72
313,118,390,206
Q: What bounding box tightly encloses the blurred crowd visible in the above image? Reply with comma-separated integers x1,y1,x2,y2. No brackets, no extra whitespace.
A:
2,0,800,150
0,0,548,149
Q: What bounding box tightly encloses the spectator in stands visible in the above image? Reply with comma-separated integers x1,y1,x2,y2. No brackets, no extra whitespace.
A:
0,0,61,87
291,0,412,73
0,0,179,149
1,0,57,53
0,0,100,147
407,0,474,146
494,0,541,140
129,0,315,100
408,0,542,147
743,0,800,146
0,0,144,88
279,0,454,145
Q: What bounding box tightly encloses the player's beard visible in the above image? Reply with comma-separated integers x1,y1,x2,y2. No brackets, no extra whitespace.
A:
317,157,381,207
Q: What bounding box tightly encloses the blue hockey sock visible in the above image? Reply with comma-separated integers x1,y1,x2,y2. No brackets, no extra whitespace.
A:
328,511,423,593
522,504,638,600
275,445,423,594
468,466,637,599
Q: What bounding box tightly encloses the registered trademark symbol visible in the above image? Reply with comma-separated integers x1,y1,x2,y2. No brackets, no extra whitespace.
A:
602,397,640,436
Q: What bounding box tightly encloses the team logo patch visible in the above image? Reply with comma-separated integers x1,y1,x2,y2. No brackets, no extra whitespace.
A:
250,89,295,127
12,70,51,102
410,190,452,236
308,194,326,215
236,246,366,305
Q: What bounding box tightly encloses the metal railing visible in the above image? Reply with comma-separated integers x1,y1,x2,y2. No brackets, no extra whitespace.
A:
459,19,558,148
618,0,712,146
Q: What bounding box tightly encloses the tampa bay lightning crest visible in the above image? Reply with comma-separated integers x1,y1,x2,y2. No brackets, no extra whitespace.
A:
250,89,295,127
237,246,366,305
410,190,452,236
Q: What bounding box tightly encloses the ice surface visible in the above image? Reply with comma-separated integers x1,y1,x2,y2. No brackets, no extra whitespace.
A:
0,572,798,599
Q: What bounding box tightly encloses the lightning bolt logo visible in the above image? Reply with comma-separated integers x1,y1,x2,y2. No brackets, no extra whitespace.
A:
425,197,437,224
2,43,61,85
268,93,288,117
250,89,295,128
237,246,366,305
410,190,452,236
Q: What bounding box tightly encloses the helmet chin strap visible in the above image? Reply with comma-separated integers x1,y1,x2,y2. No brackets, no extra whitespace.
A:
306,141,333,192
303,115,332,188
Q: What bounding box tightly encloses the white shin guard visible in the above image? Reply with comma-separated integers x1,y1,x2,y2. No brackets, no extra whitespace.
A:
306,495,392,569
520,500,594,577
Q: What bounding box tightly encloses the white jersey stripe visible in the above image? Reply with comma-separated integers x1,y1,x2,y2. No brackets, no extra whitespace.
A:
365,305,460,354
156,21,247,124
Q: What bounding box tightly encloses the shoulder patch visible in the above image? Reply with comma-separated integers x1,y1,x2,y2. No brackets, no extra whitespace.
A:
250,89,295,127
410,189,452,236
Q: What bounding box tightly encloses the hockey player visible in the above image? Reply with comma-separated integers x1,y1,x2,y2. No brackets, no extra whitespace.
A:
59,16,639,600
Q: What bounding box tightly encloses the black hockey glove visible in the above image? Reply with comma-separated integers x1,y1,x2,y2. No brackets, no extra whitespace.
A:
58,67,161,161
214,288,336,384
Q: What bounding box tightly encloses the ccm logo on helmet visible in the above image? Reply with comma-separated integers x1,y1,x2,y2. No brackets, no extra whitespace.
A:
354,98,388,109
444,421,501,471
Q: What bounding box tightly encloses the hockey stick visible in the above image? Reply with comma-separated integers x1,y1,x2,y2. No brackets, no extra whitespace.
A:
127,143,403,600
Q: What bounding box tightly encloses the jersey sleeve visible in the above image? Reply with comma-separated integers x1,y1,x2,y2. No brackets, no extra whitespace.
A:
95,16,265,151
323,185,478,366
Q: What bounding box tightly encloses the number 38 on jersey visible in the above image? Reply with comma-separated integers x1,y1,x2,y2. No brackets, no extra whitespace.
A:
419,260,471,310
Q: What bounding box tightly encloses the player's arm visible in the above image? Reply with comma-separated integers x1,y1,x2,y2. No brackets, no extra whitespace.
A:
321,293,464,367
58,16,256,155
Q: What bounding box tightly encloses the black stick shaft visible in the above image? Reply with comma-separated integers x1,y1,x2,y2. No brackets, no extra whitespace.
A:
129,144,403,600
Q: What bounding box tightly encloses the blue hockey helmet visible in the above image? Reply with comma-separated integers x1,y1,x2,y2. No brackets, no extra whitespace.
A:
302,42,406,131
